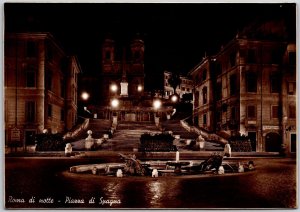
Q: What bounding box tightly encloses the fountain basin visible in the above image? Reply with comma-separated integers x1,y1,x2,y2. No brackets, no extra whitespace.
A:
69,160,254,176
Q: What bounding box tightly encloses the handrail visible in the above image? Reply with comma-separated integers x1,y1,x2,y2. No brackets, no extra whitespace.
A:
180,117,228,144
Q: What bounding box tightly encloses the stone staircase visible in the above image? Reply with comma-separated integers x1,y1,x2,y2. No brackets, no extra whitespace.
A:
67,119,112,150
162,119,224,151
162,120,199,139
101,121,161,151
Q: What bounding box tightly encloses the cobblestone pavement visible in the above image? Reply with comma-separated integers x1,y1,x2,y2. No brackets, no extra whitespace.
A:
5,157,297,209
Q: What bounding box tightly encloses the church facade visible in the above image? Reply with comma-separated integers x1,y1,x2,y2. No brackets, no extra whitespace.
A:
100,37,145,105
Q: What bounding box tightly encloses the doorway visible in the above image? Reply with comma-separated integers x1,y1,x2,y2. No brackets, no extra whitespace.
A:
248,132,257,151
265,132,282,152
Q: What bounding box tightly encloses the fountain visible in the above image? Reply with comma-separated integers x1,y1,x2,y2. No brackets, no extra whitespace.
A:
69,152,255,177
166,151,190,174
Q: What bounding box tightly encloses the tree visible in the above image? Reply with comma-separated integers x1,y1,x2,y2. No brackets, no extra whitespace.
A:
168,72,181,95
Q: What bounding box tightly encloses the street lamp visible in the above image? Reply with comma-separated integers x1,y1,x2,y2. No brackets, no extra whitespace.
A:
137,85,143,92
153,99,162,126
111,98,119,108
110,84,118,93
171,94,178,103
81,92,90,101
153,99,162,116
153,99,162,111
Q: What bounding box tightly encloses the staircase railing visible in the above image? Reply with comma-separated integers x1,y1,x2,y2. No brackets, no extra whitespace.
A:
63,118,90,140
180,116,228,144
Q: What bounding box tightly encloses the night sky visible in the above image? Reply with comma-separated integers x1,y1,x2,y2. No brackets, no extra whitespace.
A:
4,3,296,90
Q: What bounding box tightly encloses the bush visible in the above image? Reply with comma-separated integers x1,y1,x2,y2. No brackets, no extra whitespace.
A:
35,133,65,151
139,132,177,152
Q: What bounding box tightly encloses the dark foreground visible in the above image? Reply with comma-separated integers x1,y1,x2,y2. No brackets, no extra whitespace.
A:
5,156,297,209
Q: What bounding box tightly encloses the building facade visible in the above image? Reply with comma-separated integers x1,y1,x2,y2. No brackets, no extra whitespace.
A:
99,36,145,105
189,36,296,154
163,71,193,99
5,32,81,147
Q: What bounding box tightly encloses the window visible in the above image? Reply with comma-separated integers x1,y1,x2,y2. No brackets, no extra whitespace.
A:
216,111,221,122
203,114,207,125
271,50,282,64
212,59,222,76
230,74,237,96
246,72,257,93
271,105,281,119
216,82,222,101
27,41,37,57
289,105,296,119
25,101,36,122
45,71,52,91
61,109,65,121
270,73,281,93
215,62,222,76
26,71,36,87
231,107,236,120
106,51,111,60
47,45,53,61
48,104,52,118
230,51,236,67
60,79,65,97
194,91,199,108
291,134,296,153
247,49,256,64
134,51,140,60
289,52,296,66
202,69,207,81
202,87,207,104
288,82,296,95
247,105,256,119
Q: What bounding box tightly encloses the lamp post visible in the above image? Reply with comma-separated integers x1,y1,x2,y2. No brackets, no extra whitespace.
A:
153,99,161,126
81,92,91,117
171,94,178,103
111,98,119,126
81,92,90,101
110,84,118,94
137,85,143,92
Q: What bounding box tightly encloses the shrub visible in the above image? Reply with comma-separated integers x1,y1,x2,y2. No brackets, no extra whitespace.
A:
35,133,65,151
139,132,177,152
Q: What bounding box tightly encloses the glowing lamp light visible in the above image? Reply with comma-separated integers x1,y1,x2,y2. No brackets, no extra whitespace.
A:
111,99,119,108
111,84,118,92
81,92,90,100
137,85,143,92
153,99,162,110
171,95,178,103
